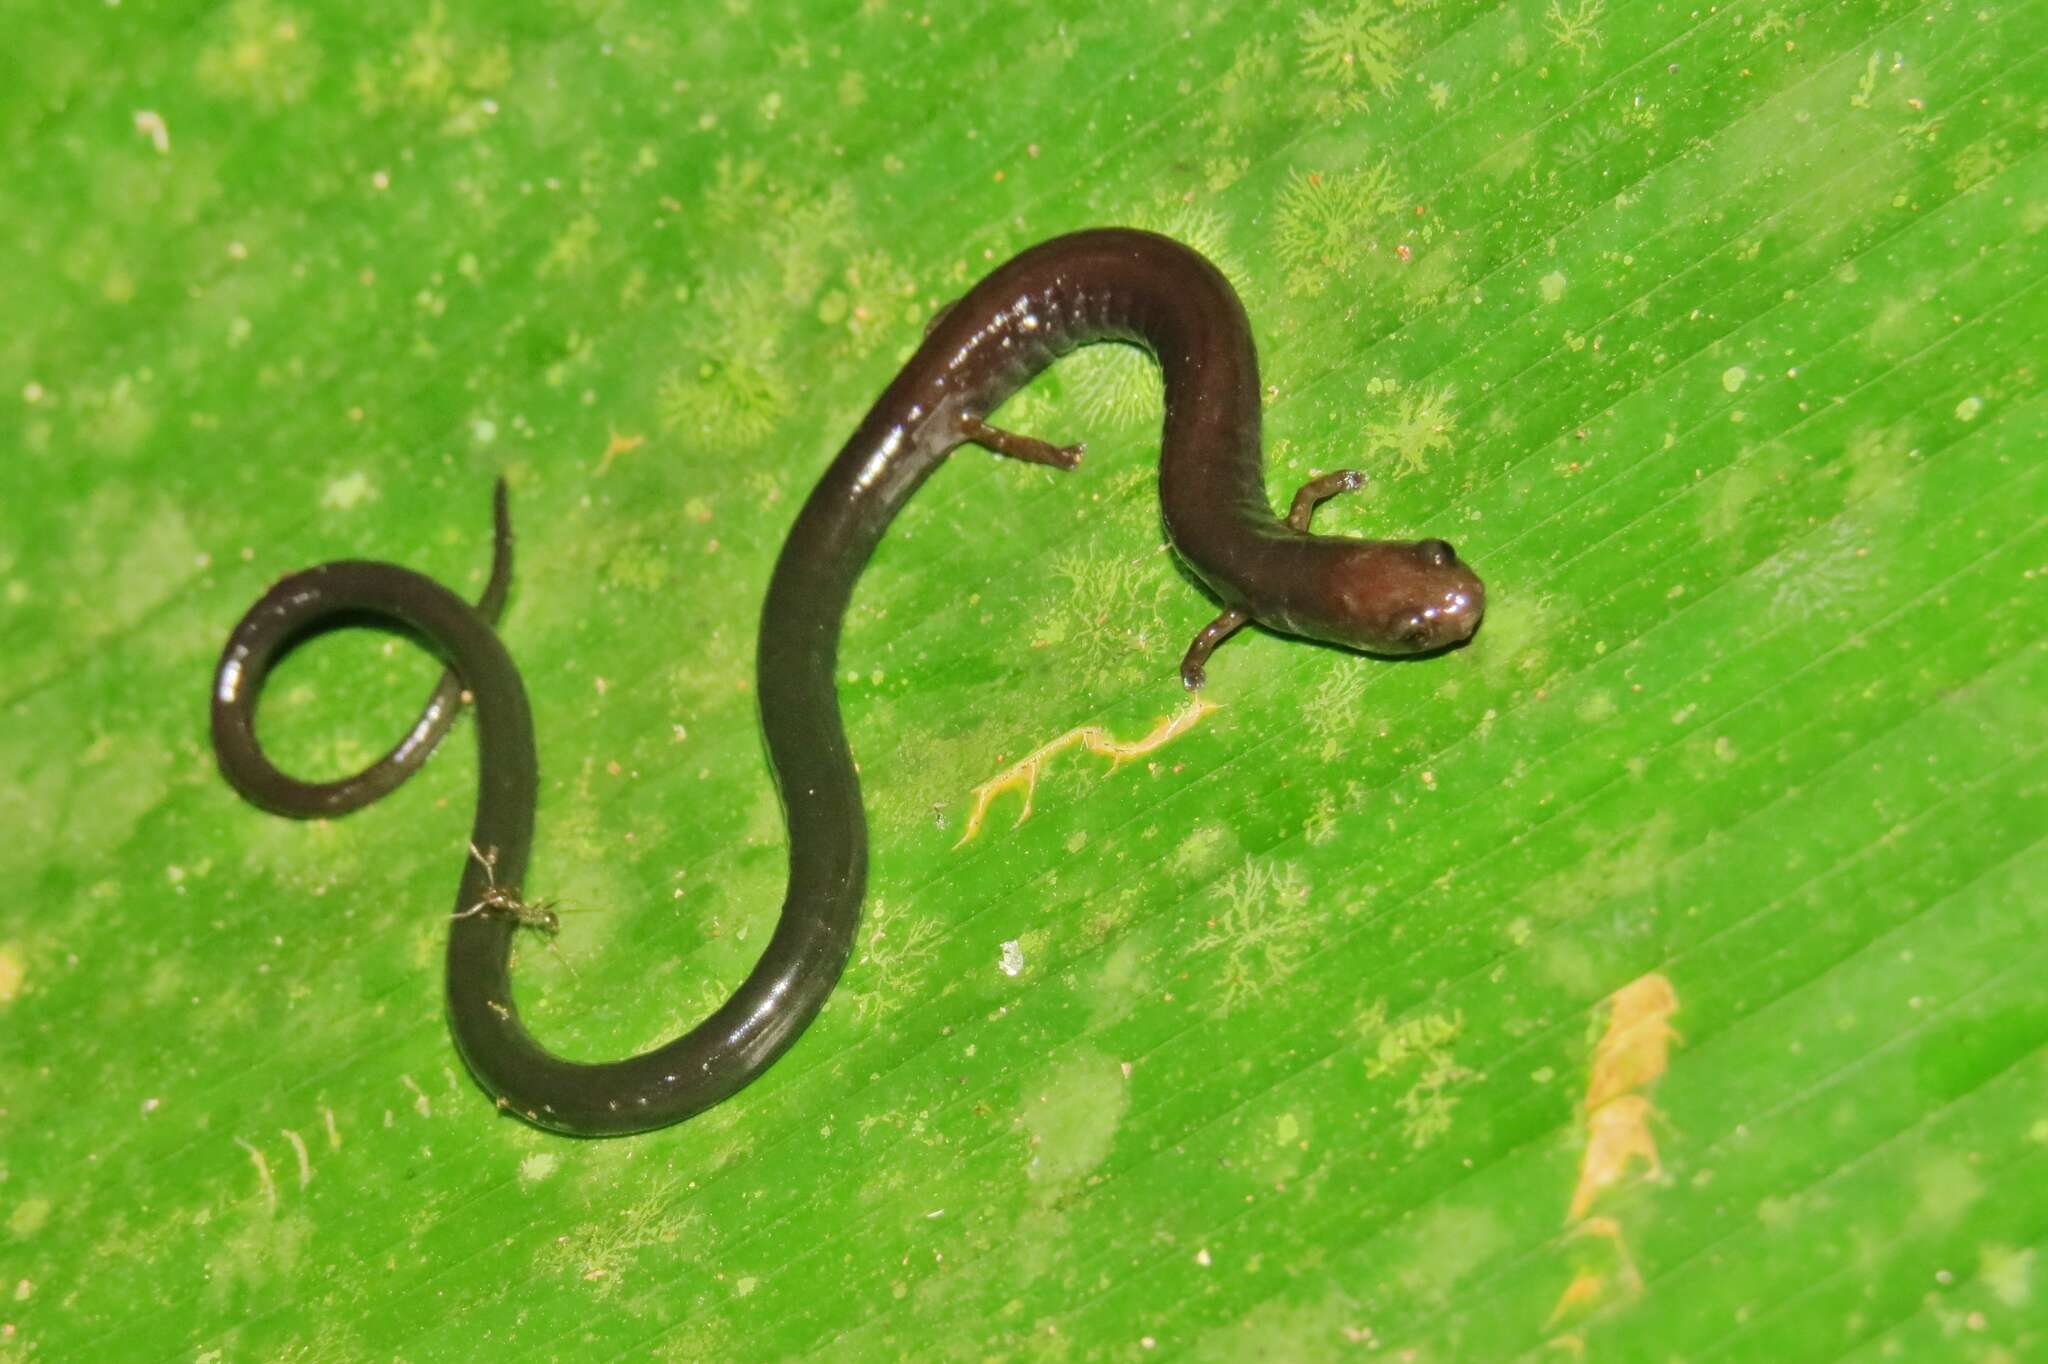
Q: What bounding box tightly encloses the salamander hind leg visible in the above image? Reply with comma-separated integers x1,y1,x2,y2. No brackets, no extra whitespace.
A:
1286,469,1366,531
1179,608,1249,690
959,415,1085,471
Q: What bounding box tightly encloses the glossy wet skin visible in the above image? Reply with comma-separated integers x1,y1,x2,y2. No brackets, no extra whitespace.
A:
1313,538,1486,656
211,229,1484,1136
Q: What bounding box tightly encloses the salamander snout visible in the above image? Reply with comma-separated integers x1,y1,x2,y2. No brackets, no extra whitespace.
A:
1391,569,1485,652
1315,539,1486,656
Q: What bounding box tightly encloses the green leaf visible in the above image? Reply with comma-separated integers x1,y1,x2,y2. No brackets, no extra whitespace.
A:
3,0,2041,1359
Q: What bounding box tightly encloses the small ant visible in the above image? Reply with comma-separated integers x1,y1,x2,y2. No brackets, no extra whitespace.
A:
454,842,578,977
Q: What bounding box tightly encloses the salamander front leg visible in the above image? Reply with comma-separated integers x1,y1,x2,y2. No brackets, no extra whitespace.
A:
1176,473,1365,689
1179,608,1249,691
1286,469,1366,531
959,415,1085,471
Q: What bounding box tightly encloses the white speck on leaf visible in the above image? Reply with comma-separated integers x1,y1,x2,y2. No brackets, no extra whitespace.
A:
132,110,170,153
321,472,374,511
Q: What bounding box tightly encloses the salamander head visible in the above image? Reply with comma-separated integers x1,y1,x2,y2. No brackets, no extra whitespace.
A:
1317,538,1485,655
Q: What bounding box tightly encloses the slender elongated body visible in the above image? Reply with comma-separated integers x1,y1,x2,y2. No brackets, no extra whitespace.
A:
212,229,1483,1136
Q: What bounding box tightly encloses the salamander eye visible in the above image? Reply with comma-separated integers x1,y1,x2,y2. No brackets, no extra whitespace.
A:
1418,539,1457,568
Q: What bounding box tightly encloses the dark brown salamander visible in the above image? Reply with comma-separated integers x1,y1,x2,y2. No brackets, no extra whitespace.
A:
211,228,1483,1136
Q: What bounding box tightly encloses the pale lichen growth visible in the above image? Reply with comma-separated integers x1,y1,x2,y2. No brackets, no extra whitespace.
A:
1041,543,1177,673
1195,36,1285,159
1850,50,1882,110
538,1182,700,1297
352,2,512,130
1145,201,1239,277
1272,161,1406,296
834,249,921,342
1192,857,1315,1012
1297,3,1415,115
839,897,944,1021
1303,790,1341,845
1746,8,1793,41
704,156,769,224
1362,382,1459,475
658,353,787,445
263,1327,366,1364
768,183,859,304
658,276,793,447
538,213,601,279
1761,522,1874,623
1395,1053,1477,1148
1301,662,1370,742
1951,138,2009,194
1543,0,1607,60
196,0,321,111
1062,344,1160,431
1360,1004,1475,1148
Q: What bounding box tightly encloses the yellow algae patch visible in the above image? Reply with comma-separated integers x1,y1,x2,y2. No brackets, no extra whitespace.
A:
1544,1269,1604,1329
954,697,1218,846
1569,1217,1640,1278
1543,1218,1644,1332
1584,972,1680,1112
595,428,644,476
1546,974,1681,1338
0,944,24,1003
1567,1095,1663,1222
